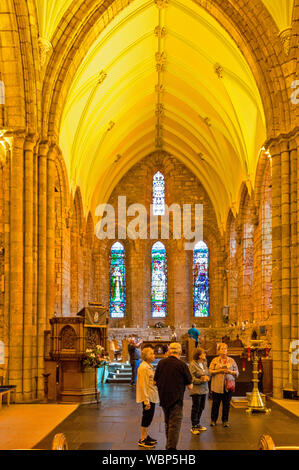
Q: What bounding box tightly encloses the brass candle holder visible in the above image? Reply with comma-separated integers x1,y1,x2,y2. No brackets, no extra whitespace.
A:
246,340,271,414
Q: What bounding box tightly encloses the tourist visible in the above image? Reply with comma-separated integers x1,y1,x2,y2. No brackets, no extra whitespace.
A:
187,324,200,347
209,343,239,427
154,342,193,450
128,337,142,386
189,347,210,434
136,347,159,448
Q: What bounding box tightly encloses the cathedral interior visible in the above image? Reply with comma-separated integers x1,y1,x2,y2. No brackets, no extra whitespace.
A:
0,0,299,451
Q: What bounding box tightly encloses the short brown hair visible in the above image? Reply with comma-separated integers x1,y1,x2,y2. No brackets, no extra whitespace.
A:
193,347,205,361
217,342,228,353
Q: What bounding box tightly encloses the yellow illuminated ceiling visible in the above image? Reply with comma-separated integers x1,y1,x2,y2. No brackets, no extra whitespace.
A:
35,0,74,41
261,0,294,32
57,0,266,226
35,0,295,41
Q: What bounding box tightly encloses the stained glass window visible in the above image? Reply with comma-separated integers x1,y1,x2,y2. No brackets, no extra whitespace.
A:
153,171,165,215
109,242,125,318
193,241,209,317
151,241,167,317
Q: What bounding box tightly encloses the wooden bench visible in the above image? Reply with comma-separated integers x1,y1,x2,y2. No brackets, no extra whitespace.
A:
52,433,68,450
15,433,68,450
0,385,16,409
0,388,12,408
259,434,299,450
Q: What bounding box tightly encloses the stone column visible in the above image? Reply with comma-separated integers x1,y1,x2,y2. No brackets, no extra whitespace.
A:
2,138,10,384
37,141,48,398
9,132,25,400
46,145,56,325
170,239,189,328
280,139,291,388
269,140,283,398
128,239,145,327
32,141,38,394
290,137,298,393
295,134,299,394
23,135,36,400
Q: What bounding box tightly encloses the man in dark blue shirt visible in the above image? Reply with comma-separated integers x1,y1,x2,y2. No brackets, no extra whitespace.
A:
188,324,200,347
154,343,192,450
128,337,142,385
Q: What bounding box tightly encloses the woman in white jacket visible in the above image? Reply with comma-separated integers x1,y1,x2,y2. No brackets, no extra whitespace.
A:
189,347,210,435
136,347,159,448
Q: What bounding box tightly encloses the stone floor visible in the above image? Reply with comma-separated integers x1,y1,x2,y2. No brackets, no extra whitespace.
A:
33,384,299,451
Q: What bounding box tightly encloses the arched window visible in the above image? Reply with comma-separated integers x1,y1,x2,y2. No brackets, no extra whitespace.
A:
109,242,125,318
193,241,209,317
151,241,167,317
153,171,165,215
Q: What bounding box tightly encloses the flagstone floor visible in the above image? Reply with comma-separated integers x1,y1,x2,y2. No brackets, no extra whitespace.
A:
31,384,299,451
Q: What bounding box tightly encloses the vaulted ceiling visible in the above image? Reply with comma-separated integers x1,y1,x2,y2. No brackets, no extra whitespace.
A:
34,0,293,225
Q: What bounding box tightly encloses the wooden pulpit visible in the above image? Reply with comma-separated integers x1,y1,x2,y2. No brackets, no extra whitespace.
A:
45,304,108,403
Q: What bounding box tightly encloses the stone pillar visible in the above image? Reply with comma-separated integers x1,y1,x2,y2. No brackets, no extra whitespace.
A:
37,141,48,398
23,135,36,400
295,135,299,394
32,141,39,393
9,132,25,400
290,137,298,393
270,140,283,398
0,138,10,384
169,239,189,328
46,145,56,325
280,140,291,388
128,239,145,327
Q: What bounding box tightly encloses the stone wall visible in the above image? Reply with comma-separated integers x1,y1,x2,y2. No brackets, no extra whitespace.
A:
94,151,224,330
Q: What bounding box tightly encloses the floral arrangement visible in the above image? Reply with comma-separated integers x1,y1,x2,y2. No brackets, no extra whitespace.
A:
82,345,108,368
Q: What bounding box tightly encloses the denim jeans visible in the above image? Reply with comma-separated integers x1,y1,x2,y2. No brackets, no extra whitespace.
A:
162,401,183,450
191,394,206,427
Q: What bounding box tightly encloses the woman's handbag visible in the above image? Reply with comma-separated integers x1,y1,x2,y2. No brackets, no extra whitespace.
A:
225,378,235,392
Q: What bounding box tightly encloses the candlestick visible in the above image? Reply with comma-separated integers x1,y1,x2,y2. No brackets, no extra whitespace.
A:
246,340,270,414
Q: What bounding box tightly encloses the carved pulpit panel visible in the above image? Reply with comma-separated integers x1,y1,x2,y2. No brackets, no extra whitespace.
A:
61,325,77,350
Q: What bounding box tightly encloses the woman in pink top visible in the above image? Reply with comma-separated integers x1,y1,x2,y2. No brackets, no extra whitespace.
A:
209,343,239,427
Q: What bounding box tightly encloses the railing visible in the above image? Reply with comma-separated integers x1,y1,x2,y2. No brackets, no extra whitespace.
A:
259,434,299,450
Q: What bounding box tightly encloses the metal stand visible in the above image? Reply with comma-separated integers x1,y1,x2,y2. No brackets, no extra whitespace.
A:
246,340,271,414
42,373,51,403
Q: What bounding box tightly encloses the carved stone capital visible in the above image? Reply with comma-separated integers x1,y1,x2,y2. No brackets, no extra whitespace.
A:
279,28,292,55
38,37,53,67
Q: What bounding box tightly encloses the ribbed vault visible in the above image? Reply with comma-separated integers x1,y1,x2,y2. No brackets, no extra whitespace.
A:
45,0,266,228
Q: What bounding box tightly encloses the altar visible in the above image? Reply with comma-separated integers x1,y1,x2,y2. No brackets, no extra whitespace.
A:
142,340,172,357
